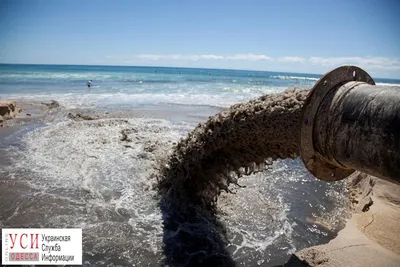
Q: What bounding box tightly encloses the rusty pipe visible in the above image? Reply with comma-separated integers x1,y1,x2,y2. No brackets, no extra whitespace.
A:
300,66,400,183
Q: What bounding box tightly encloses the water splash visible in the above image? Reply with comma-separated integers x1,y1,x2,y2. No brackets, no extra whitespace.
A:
157,88,309,209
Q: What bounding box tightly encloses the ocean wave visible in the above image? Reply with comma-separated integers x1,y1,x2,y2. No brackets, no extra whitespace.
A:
376,82,400,86
271,75,319,81
121,79,178,84
1,92,262,109
0,72,114,81
0,84,290,108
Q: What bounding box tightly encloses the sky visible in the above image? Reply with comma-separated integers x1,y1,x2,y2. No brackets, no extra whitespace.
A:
0,0,399,78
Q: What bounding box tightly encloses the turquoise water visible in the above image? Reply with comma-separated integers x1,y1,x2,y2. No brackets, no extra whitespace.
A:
0,64,320,108
2,64,398,109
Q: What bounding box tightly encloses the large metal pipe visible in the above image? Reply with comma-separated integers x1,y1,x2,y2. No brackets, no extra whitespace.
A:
300,66,400,183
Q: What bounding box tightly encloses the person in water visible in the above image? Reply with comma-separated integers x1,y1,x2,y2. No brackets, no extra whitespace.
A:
87,80,93,88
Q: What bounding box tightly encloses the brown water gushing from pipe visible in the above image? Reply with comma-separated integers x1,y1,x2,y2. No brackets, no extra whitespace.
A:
156,88,310,209
155,88,311,266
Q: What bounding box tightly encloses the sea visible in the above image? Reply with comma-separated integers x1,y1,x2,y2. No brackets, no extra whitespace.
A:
0,64,399,266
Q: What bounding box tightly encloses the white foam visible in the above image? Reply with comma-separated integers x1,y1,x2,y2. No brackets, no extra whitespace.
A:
376,82,400,87
271,75,319,81
218,170,297,260
6,118,196,263
0,72,114,80
2,91,268,109
14,118,190,246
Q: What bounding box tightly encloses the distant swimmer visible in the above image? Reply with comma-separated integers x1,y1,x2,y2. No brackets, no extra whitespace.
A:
87,80,93,88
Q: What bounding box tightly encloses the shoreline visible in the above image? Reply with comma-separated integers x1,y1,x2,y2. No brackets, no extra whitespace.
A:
285,173,400,267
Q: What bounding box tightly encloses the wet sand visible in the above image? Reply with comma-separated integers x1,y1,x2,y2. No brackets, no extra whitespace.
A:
287,173,400,267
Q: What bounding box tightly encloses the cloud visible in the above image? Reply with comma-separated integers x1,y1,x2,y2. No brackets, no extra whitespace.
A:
309,57,400,70
225,53,272,61
200,55,224,60
278,56,306,63
134,54,224,61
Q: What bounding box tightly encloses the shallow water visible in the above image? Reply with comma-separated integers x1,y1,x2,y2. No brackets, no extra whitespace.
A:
0,104,348,266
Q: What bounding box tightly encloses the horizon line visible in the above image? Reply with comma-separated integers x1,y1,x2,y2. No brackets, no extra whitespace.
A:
1,62,399,81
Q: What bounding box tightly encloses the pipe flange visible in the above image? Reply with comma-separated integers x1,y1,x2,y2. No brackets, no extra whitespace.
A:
300,65,375,181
